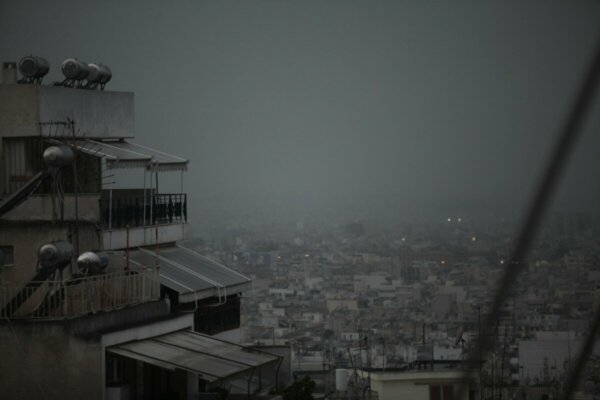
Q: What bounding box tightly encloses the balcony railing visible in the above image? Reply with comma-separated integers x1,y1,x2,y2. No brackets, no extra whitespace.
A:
100,193,187,229
0,269,160,319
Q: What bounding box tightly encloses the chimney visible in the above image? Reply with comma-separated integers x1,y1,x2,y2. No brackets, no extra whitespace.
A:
3,62,17,84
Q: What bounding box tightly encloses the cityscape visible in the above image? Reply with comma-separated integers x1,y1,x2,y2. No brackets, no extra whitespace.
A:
1,1,600,400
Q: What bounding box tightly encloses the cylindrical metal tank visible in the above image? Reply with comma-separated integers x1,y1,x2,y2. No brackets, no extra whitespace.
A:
87,63,112,84
77,251,109,274
43,146,73,167
18,56,49,78
38,241,73,269
335,369,350,392
61,58,90,80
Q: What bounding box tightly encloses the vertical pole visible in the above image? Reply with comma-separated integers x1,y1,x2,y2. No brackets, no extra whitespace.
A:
155,169,159,195
479,306,483,396
125,224,130,272
71,120,80,260
180,170,184,221
149,167,153,226
155,223,159,270
109,188,113,230
142,169,146,227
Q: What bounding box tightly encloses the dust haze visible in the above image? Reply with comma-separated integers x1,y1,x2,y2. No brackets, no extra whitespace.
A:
2,0,600,225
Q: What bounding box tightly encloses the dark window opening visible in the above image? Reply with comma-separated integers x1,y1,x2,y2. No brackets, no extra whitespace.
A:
0,245,14,266
192,295,241,335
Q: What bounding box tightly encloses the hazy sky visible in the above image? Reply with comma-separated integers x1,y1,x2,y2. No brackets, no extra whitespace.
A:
2,1,600,222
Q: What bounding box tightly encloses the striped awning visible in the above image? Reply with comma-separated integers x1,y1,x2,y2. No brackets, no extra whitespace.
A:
75,139,188,171
108,330,280,382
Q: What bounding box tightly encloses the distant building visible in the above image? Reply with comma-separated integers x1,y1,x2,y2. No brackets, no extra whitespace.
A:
357,366,478,400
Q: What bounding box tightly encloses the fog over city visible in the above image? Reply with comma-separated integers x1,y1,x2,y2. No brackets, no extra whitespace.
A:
2,1,600,225
4,2,600,399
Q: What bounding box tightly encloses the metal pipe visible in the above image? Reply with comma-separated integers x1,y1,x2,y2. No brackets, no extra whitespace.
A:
109,188,113,230
125,224,130,271
71,123,80,261
275,356,282,392
180,170,185,221
149,167,153,226
247,367,255,400
142,169,146,226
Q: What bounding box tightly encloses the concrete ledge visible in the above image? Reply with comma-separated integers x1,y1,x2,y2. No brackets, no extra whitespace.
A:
70,299,171,338
102,312,194,347
103,223,187,250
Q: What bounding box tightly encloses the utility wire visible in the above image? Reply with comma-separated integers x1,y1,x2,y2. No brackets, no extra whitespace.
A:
459,34,600,398
560,305,600,400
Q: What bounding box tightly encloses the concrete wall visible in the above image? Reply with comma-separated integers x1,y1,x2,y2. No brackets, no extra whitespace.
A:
0,84,134,138
366,371,474,400
0,84,39,137
1,194,100,222
0,221,101,288
0,301,179,400
370,379,429,400
103,222,187,250
0,321,105,400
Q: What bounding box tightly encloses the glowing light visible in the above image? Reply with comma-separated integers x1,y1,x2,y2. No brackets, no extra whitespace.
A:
471,236,477,241
500,260,504,265
457,218,462,222
401,238,406,242
441,260,446,265
447,218,452,222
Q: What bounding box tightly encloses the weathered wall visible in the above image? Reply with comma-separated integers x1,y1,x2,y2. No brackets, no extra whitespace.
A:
1,194,100,222
368,374,472,400
0,84,39,137
0,84,134,139
0,300,175,400
103,222,187,250
0,321,104,400
0,221,101,287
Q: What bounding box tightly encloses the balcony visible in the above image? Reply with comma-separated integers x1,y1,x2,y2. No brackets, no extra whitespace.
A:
100,192,187,228
0,269,160,319
100,190,188,250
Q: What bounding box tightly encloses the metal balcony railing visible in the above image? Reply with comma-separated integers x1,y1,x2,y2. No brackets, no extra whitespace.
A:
0,269,160,319
100,193,187,229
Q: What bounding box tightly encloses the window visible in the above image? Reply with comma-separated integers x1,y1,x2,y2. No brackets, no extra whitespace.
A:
430,385,441,400
0,246,14,267
429,385,454,400
443,385,454,400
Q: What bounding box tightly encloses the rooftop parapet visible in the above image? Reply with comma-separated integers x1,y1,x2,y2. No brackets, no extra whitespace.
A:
0,84,134,139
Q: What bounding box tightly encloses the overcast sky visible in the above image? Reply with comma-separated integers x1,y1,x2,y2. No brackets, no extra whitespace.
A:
2,1,600,223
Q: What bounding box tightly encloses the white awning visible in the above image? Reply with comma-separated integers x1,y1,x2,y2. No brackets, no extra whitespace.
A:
108,330,280,382
75,139,188,171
